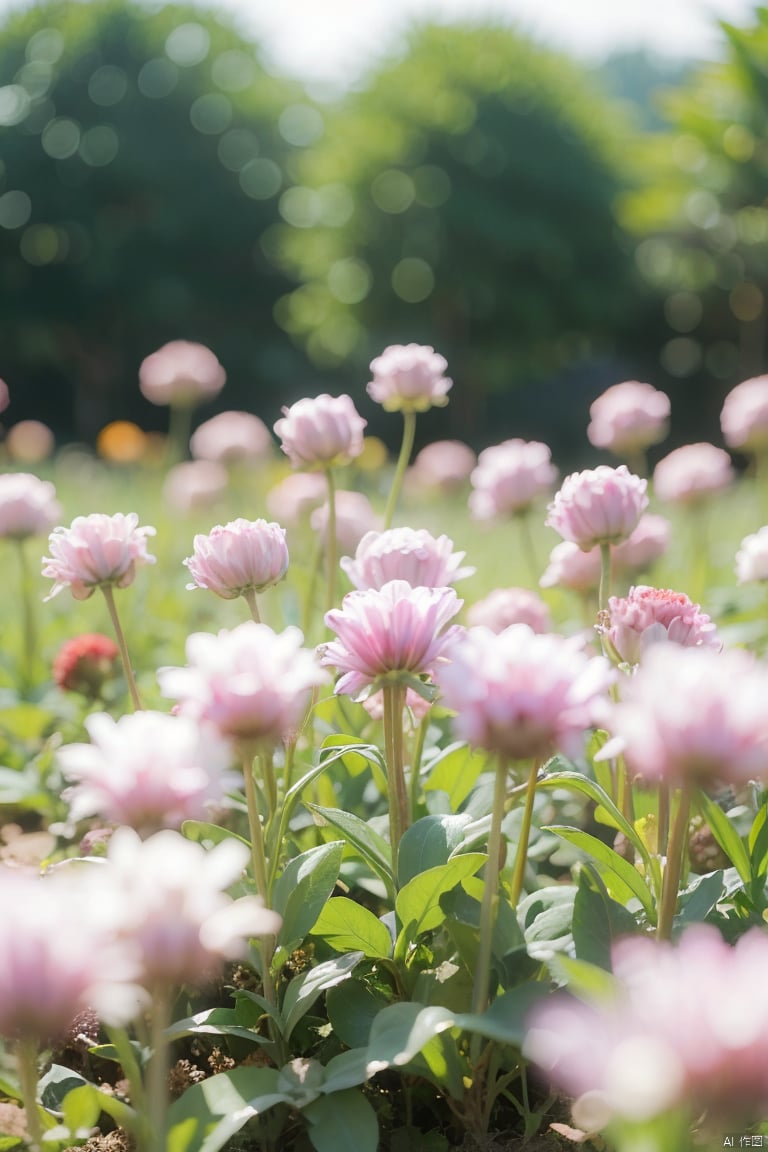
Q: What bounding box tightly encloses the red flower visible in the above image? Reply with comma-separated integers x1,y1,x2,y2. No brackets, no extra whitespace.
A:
53,633,120,697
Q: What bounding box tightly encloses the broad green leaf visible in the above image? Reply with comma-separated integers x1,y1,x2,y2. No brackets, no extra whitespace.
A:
319,1048,370,1094
306,803,394,899
749,805,768,880
0,766,49,808
326,981,388,1050
423,742,488,810
674,870,725,928
319,735,383,777
281,951,364,1042
545,825,656,920
453,982,552,1047
273,841,344,956
165,1002,269,1044
547,954,620,1003
697,792,751,885
0,1138,22,1149
304,1089,378,1152
166,1067,288,1152
519,885,577,958
397,814,472,888
366,1003,455,1073
395,853,486,941
572,870,638,969
38,1066,87,1113
0,704,54,741
311,897,392,958
181,821,249,850
61,1084,101,1133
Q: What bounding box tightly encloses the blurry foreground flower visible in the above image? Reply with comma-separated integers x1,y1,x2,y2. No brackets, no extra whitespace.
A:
58,711,235,836
547,465,648,552
721,375,768,453
587,380,670,459
467,587,552,634
367,343,452,413
139,340,226,407
190,410,273,465
613,513,671,574
341,526,473,591
310,490,381,555
603,586,719,666
53,632,120,698
5,420,54,463
0,472,62,540
274,394,366,470
43,512,156,601
469,438,557,521
736,525,768,584
409,439,476,492
321,579,463,701
97,421,147,464
540,540,602,594
526,926,768,1131
653,443,734,505
159,620,328,749
185,518,289,619
163,460,228,515
266,471,326,524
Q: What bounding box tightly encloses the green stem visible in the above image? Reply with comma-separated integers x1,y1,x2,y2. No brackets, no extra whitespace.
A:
17,1037,42,1152
383,683,408,867
657,781,670,860
15,539,36,697
508,759,539,911
147,985,172,1152
101,584,142,711
384,410,417,530
657,782,692,941
242,751,279,1019
325,467,337,613
167,401,193,466
408,711,430,822
243,588,261,623
473,757,508,1016
598,541,612,615
105,1025,146,1121
517,511,539,586
302,534,324,639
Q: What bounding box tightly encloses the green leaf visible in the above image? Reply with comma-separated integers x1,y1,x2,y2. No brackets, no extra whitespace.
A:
0,1138,22,1149
572,869,638,969
749,804,768,880
165,1002,270,1044
453,982,552,1047
181,821,250,850
674,870,725,928
311,897,392,958
304,1089,378,1152
698,792,751,885
0,704,54,742
281,951,364,1042
61,1084,101,1133
319,1049,371,1094
273,841,344,957
326,981,388,1050
395,853,486,941
546,954,620,1003
306,804,394,900
166,1068,288,1152
519,885,577,960
423,742,488,810
545,825,656,920
38,1066,87,1113
319,735,383,777
366,1003,455,1072
397,814,472,888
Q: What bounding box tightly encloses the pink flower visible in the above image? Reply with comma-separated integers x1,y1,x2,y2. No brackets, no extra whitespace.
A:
310,490,382,555
53,633,120,697
341,527,473,591
321,580,463,700
6,420,55,464
435,625,613,761
159,621,329,746
410,440,476,492
469,439,558,520
185,519,289,599
546,465,648,551
540,541,602,594
526,926,768,1126
190,411,273,465
58,711,236,835
721,375,768,452
163,460,229,515
653,443,734,505
103,827,280,989
613,513,671,575
266,472,326,524
43,512,156,601
0,866,138,1042
139,340,226,407
367,343,452,413
467,587,552,634
736,526,768,584
603,644,768,787
604,585,719,666
587,380,670,456
274,393,366,470
0,472,62,539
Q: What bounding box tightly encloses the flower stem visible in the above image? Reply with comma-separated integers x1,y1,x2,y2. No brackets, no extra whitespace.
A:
657,782,692,941
243,588,261,623
384,410,417,530
383,683,408,868
473,757,509,1016
167,401,193,466
598,541,612,615
242,751,278,1017
408,711,430,821
509,758,540,911
518,511,539,586
302,534,324,639
325,466,337,613
101,584,142,711
147,985,172,1152
17,1037,42,1152
15,539,36,697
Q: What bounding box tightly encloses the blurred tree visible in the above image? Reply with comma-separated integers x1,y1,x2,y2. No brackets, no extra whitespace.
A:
620,10,768,435
0,0,316,441
273,23,658,442
597,50,692,134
